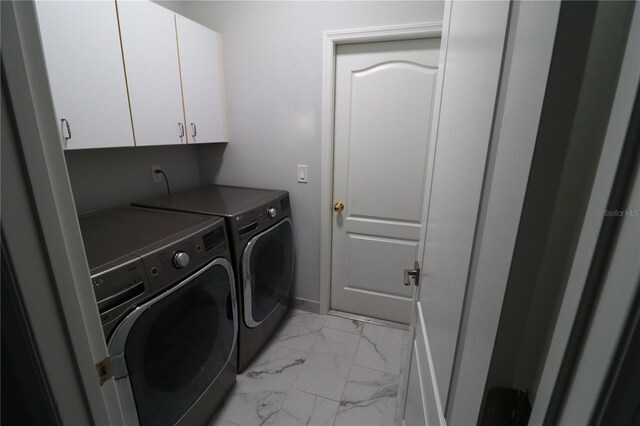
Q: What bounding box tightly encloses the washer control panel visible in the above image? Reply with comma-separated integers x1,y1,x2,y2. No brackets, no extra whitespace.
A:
141,221,228,293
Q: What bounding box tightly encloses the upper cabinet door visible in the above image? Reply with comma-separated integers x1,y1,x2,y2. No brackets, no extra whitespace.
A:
35,1,134,150
176,16,227,144
118,0,186,146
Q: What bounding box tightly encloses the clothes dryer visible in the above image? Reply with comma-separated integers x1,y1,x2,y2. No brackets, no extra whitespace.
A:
134,185,293,371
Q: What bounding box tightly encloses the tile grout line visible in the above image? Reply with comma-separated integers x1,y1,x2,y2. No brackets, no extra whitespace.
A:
218,311,324,426
272,310,325,354
351,323,406,376
323,316,365,335
289,316,357,403
291,352,357,403
288,332,318,391
332,333,361,426
349,363,400,379
293,388,342,426
313,327,362,358
281,312,326,420
219,312,404,426
324,325,361,335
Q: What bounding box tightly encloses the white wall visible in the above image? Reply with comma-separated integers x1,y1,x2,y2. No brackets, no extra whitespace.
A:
183,1,445,303
65,145,202,214
153,0,186,15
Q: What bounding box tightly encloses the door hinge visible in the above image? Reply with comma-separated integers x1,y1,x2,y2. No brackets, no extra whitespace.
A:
403,261,420,286
61,118,71,140
95,356,114,386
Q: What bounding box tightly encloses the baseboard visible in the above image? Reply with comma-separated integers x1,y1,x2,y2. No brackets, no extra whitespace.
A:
291,297,320,314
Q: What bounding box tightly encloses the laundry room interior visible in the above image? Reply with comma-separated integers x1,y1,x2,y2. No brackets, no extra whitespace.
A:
2,1,639,426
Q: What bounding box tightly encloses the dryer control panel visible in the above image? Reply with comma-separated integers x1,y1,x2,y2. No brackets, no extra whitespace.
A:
231,193,292,248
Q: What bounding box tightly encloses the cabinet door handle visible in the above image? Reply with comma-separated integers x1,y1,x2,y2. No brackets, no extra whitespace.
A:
61,118,72,140
178,122,185,137
191,123,197,137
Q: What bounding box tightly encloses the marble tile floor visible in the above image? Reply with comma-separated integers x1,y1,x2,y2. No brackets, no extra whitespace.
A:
210,309,407,426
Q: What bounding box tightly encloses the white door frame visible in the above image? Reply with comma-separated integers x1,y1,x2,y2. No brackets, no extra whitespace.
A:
2,1,124,424
319,22,443,315
530,3,640,423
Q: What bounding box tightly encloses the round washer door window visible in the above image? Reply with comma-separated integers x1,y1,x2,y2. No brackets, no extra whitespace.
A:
123,259,236,426
242,218,294,327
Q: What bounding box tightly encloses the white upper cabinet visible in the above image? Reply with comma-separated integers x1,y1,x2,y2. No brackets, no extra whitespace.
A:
36,0,227,149
35,1,134,150
117,0,187,146
176,15,227,143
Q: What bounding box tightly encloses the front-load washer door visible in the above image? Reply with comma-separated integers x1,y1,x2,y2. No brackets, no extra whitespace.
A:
242,217,294,328
108,258,237,426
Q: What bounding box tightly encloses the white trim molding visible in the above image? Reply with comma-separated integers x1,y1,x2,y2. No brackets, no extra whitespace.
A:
446,1,561,422
2,1,125,424
319,22,442,314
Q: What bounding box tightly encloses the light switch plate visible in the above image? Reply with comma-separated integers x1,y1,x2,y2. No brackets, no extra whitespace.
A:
297,165,308,183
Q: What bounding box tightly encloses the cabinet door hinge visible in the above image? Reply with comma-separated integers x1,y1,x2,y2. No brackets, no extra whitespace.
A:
95,356,114,385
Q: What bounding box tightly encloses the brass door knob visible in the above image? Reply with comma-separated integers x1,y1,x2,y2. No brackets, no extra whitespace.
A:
333,202,345,213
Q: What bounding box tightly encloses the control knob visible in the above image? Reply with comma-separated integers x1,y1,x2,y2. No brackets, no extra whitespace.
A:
267,207,277,218
172,251,190,269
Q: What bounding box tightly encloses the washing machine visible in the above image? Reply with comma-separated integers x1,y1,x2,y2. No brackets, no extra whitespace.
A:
133,185,294,371
79,207,237,426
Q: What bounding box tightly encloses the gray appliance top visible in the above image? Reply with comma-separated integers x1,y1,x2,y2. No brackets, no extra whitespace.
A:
133,185,287,217
79,206,223,271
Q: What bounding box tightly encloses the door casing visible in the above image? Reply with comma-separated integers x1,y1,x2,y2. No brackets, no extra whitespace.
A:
2,1,125,423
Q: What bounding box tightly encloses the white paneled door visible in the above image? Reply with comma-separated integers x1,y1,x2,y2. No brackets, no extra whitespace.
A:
330,38,440,324
399,1,512,423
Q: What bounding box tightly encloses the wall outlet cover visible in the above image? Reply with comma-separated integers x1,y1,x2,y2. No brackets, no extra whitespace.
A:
151,165,163,183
